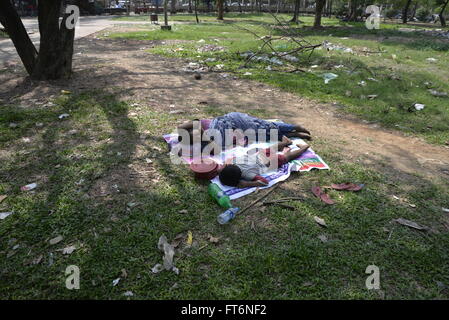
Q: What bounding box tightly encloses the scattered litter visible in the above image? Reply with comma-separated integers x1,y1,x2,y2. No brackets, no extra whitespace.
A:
265,65,272,71
394,218,428,231
409,204,416,208
0,212,13,220
186,231,193,246
243,72,252,76
318,234,328,242
205,58,216,62
151,263,164,274
208,235,220,243
172,267,180,275
145,158,153,164
49,236,63,245
198,39,205,43
178,209,188,214
32,255,43,265
322,73,338,84
62,245,76,255
314,216,327,227
21,183,37,192
123,291,134,297
36,122,44,128
429,89,448,97
358,80,367,87
9,122,18,128
426,58,438,63
282,54,299,62
58,113,70,119
0,195,7,203
311,65,319,68
169,109,185,114
158,235,175,271
323,41,354,54
61,90,71,95
215,64,224,70
413,103,425,111
48,252,54,266
442,208,449,213
367,95,378,100
112,278,121,286
198,44,225,53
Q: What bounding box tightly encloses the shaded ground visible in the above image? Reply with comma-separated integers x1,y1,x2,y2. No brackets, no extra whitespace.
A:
2,29,448,181
1,24,448,299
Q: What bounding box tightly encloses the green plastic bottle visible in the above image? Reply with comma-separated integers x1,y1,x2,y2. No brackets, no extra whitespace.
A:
208,183,232,209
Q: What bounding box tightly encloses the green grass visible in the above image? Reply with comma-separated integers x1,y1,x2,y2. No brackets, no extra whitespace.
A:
106,14,449,145
1,90,448,299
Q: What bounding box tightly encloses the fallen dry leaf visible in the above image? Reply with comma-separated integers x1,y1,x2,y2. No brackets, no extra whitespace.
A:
314,216,327,227
208,235,220,244
49,236,63,245
0,195,7,203
62,245,76,255
394,218,428,231
186,231,193,246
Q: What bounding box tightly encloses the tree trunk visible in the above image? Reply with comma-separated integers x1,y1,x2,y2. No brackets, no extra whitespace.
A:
313,0,326,28
410,1,418,20
238,0,242,13
31,1,76,80
188,0,193,13
0,0,38,75
440,0,449,27
194,0,199,23
347,0,358,21
402,0,412,24
290,0,300,23
217,0,224,19
170,0,177,14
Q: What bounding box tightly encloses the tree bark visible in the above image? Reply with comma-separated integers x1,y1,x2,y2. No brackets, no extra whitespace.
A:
290,0,300,23
402,0,412,24
188,0,193,13
314,0,326,28
440,0,449,27
217,0,224,20
31,1,76,80
194,0,199,23
0,0,38,75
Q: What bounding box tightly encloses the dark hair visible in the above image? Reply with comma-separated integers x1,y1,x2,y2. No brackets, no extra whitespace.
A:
219,165,242,187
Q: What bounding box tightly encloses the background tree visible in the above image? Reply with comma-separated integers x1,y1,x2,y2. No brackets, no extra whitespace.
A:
437,0,449,26
402,0,413,23
314,0,327,27
0,0,79,80
217,0,224,20
290,0,302,23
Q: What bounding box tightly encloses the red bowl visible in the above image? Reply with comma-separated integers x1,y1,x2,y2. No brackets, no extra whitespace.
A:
190,160,222,180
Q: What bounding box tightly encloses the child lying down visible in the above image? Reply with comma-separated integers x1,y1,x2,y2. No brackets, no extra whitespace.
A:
218,137,310,188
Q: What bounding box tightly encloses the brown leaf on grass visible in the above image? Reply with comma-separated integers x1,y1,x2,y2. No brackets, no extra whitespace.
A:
0,195,7,203
171,233,185,248
208,235,220,244
394,218,428,231
314,216,327,227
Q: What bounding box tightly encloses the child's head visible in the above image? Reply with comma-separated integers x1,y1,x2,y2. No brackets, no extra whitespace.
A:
219,164,241,187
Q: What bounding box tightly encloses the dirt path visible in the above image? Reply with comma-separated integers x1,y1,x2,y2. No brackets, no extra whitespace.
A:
2,31,449,183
